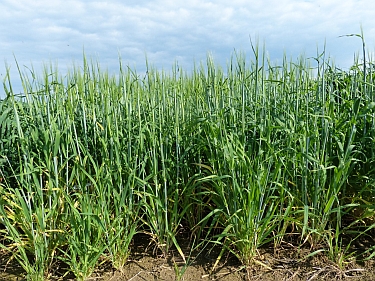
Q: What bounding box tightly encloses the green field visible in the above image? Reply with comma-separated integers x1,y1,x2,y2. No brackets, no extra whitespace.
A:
1,43,375,280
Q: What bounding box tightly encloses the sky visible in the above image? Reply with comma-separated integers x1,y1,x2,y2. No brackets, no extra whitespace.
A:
1,0,375,97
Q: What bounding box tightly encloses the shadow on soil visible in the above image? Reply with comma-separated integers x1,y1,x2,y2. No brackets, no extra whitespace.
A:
1,233,375,281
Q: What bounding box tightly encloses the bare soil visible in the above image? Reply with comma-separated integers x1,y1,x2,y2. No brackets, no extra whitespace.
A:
1,234,375,281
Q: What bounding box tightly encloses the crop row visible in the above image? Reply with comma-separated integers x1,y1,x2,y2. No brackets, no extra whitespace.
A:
0,48,375,280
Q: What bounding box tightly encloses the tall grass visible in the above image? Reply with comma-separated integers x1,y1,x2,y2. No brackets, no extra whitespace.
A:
1,42,375,280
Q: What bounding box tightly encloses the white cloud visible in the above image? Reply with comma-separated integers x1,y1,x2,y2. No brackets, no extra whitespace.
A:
1,0,374,96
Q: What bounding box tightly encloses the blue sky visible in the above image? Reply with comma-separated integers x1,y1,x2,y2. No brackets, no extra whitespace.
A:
1,0,375,97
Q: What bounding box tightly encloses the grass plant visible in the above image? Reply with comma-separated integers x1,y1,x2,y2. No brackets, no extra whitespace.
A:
0,39,375,280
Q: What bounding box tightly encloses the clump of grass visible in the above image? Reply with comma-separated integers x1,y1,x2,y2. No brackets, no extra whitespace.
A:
1,38,375,280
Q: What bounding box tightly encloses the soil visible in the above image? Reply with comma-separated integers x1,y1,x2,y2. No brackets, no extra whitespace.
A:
1,234,375,281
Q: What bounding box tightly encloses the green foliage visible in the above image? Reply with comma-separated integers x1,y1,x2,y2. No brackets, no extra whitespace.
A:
0,44,375,280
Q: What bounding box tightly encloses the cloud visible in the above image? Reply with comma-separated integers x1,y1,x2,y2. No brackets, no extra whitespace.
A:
1,0,374,96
